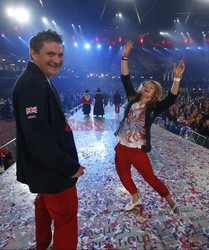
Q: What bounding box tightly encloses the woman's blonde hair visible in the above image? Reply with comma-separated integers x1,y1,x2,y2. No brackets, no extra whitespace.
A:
131,80,162,107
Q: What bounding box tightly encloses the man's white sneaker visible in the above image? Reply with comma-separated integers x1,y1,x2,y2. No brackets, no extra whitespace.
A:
124,198,142,211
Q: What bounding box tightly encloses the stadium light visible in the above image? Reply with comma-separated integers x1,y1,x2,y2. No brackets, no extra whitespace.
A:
6,7,29,23
42,17,48,24
84,43,91,49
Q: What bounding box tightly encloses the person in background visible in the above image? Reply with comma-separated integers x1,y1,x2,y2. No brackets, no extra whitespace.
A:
93,88,104,118
114,41,185,214
80,90,92,117
103,93,109,107
0,148,14,173
13,29,85,250
114,90,122,114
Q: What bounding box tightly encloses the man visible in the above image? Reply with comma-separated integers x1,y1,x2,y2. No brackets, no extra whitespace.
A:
113,90,121,114
13,30,85,250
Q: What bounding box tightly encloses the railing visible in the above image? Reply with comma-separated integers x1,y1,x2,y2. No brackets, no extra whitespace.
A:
65,104,82,117
0,138,16,161
154,116,209,149
180,126,209,148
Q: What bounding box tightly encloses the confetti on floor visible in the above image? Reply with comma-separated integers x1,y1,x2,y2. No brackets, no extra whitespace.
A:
0,106,209,249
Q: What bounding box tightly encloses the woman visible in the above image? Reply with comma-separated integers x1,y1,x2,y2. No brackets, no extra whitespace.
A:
80,90,92,117
93,88,104,118
114,41,185,213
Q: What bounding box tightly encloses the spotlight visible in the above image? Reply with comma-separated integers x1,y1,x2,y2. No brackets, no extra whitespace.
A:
6,7,29,23
184,38,188,44
139,37,144,44
6,8,15,17
116,13,122,18
97,44,101,49
84,43,90,49
42,17,48,24
74,42,78,47
109,46,112,49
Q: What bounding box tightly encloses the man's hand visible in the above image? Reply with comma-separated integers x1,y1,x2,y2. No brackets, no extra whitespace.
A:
122,41,134,57
71,165,85,178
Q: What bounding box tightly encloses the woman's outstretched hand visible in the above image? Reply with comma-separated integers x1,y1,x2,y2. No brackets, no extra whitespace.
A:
174,60,185,78
122,41,134,57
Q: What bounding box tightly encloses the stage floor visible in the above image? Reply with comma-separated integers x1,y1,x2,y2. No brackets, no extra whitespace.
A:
0,106,209,249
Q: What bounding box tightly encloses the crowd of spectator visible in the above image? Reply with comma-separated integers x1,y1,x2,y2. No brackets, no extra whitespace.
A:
160,86,209,139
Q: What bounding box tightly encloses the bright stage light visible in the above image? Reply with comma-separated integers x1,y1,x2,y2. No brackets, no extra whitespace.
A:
74,42,78,47
84,43,90,49
116,13,123,18
6,7,29,23
42,17,48,24
17,8,29,22
6,8,15,17
109,46,112,49
97,44,101,49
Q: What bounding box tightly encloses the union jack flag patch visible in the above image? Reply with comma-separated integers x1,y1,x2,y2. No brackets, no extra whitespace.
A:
25,106,38,115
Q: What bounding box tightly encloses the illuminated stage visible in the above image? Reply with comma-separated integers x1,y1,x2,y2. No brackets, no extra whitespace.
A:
0,106,209,249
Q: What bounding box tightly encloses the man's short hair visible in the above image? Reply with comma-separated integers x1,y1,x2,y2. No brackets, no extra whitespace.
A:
30,29,63,53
